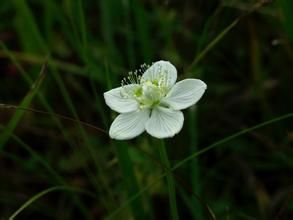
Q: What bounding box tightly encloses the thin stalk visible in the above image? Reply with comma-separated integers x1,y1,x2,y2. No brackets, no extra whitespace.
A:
158,140,179,220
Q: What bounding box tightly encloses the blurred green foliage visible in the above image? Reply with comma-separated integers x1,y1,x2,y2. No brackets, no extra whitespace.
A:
0,0,292,219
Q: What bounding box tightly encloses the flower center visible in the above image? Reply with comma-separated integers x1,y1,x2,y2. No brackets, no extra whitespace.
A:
133,80,166,108
120,63,169,109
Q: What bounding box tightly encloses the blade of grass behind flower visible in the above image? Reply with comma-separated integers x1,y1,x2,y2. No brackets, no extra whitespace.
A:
132,0,152,63
74,0,87,52
280,0,293,42
186,1,268,75
63,0,87,60
178,187,216,220
114,141,146,219
186,17,239,75
122,0,136,68
0,63,47,150
8,0,116,217
0,127,96,218
0,50,88,78
158,140,179,220
0,43,90,148
99,0,123,66
173,112,293,171
50,64,116,208
13,0,115,209
195,6,222,55
89,62,110,128
0,42,101,218
188,108,204,220
12,0,47,54
1,34,109,216
8,185,96,220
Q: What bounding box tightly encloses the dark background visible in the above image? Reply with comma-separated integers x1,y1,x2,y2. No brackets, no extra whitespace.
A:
0,0,292,219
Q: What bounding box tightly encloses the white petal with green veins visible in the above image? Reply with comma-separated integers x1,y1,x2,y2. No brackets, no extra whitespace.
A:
109,109,150,140
162,79,207,110
104,85,139,113
141,60,177,89
145,106,184,138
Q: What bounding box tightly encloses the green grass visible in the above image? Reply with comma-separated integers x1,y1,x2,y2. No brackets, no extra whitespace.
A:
0,0,292,219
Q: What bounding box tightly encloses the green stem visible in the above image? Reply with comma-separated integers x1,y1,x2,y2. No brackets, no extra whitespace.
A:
114,142,145,219
158,140,179,220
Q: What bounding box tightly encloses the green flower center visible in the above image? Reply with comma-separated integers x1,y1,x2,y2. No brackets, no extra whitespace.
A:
134,80,166,108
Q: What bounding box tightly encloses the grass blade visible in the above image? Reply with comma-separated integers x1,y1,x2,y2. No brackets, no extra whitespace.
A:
186,1,269,75
188,109,204,220
0,50,87,79
186,18,239,74
158,140,179,220
114,141,146,219
0,63,47,150
12,0,47,54
8,186,95,220
280,0,293,42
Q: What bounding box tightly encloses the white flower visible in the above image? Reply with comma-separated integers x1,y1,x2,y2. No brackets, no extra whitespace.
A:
104,60,207,140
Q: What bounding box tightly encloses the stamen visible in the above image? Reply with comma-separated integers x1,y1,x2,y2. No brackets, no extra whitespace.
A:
140,63,150,73
120,63,150,87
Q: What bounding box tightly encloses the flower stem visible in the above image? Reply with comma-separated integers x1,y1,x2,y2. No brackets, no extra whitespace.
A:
158,140,179,220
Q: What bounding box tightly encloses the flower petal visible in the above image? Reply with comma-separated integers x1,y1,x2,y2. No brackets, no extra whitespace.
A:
141,60,177,89
109,109,150,140
104,85,139,113
145,106,184,139
162,79,207,110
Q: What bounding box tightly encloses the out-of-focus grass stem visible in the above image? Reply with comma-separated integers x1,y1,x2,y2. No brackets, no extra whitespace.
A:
158,140,179,220
188,108,204,220
114,141,146,219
